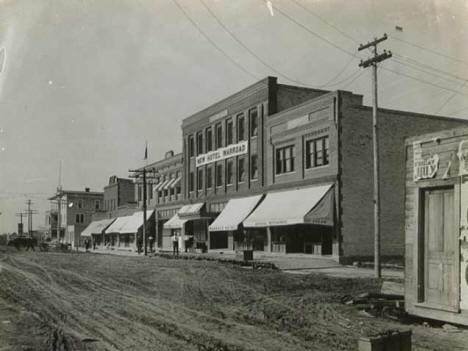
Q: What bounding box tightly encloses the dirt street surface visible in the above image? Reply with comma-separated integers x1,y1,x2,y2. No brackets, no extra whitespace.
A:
0,247,466,351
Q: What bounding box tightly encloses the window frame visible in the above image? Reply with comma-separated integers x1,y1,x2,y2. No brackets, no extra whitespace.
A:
238,157,246,183
196,131,203,156
237,113,245,141
205,127,213,152
250,154,258,180
188,134,195,158
275,145,295,175
216,163,223,187
249,107,258,138
226,118,233,146
305,135,330,169
197,168,203,190
215,123,223,149
226,159,234,185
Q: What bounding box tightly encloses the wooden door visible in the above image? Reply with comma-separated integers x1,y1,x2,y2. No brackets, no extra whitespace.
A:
424,188,459,311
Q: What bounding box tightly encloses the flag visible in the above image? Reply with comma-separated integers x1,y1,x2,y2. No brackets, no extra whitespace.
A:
144,141,148,160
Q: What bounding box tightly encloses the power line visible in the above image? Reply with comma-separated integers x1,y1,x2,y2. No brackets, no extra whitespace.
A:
389,35,468,67
198,0,312,87
342,70,366,89
261,0,360,60
393,54,468,85
317,57,357,87
435,82,466,114
171,0,258,80
381,66,468,98
288,0,359,44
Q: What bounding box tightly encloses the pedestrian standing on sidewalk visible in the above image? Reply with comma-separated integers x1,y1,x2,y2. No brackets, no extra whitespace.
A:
93,239,96,250
172,233,179,256
84,239,90,252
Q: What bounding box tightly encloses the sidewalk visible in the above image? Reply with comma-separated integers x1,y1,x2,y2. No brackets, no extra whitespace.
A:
83,247,403,280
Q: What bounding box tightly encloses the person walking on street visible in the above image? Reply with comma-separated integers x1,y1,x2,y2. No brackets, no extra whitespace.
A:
84,239,90,252
172,233,179,256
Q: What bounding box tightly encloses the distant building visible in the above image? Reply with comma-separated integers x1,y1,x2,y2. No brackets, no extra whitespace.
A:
136,150,184,250
48,188,104,248
103,176,136,218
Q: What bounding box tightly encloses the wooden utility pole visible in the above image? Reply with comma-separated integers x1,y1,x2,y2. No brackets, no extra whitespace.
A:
24,200,38,237
16,212,27,236
129,167,156,256
358,34,392,278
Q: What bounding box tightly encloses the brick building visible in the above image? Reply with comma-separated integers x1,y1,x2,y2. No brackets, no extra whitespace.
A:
136,150,184,250
48,188,104,248
103,175,136,218
159,76,468,262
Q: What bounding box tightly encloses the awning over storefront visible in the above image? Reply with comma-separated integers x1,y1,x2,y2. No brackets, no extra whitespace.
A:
178,203,204,219
81,218,116,237
208,195,263,232
104,215,132,234
120,210,154,234
243,184,334,227
163,214,187,229
153,180,169,192
163,178,176,190
170,176,181,188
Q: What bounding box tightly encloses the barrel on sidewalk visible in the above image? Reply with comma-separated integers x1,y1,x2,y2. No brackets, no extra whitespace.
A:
243,249,253,261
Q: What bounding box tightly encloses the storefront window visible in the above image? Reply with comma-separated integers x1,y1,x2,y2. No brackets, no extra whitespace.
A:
227,160,234,185
196,132,203,156
215,123,223,149
306,136,330,169
238,158,246,182
237,113,245,141
188,135,194,157
249,107,258,137
197,168,203,190
206,127,213,152
276,145,295,174
226,118,233,145
250,154,258,180
206,165,213,188
216,163,223,187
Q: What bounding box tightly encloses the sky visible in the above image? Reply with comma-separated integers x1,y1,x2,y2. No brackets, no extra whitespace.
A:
0,0,467,233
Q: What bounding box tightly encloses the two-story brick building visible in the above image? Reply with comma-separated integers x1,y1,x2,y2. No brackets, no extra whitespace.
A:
136,151,184,250
163,76,468,262
48,188,104,248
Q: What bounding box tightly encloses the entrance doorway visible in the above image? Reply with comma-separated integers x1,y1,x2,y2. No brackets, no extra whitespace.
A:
422,187,459,311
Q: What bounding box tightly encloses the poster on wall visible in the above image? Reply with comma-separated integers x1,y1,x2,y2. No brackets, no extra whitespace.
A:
413,141,439,181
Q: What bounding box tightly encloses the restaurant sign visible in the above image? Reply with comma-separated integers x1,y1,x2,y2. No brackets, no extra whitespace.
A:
196,141,248,167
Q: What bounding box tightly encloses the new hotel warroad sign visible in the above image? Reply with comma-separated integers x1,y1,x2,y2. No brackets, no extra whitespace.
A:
196,141,248,167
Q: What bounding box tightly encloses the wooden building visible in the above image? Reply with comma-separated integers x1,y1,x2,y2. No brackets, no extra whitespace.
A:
405,127,468,325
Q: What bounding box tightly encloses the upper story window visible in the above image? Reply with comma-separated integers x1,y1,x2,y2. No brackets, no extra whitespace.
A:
206,127,213,152
95,200,100,210
226,160,234,185
226,118,233,145
75,213,84,224
249,107,258,138
250,154,258,180
216,163,223,187
276,145,295,174
237,113,245,141
197,168,203,190
306,136,330,169
206,165,213,189
189,172,195,192
215,123,223,149
78,199,83,209
196,132,203,156
188,135,194,157
238,157,246,183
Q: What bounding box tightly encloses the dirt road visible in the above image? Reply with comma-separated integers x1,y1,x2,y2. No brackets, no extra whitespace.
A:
0,247,466,351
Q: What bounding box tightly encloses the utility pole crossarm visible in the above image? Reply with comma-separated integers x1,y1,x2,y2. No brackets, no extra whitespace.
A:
359,51,392,68
358,33,388,51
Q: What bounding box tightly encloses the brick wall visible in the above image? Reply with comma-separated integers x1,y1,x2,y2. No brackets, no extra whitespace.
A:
340,105,468,261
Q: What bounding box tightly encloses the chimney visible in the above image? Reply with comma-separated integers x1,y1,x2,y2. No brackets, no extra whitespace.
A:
85,187,90,192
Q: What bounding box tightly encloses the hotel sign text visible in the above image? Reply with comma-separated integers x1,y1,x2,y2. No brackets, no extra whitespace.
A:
196,141,248,167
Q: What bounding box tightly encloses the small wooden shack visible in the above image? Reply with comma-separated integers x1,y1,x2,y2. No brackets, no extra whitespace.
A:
405,127,468,325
